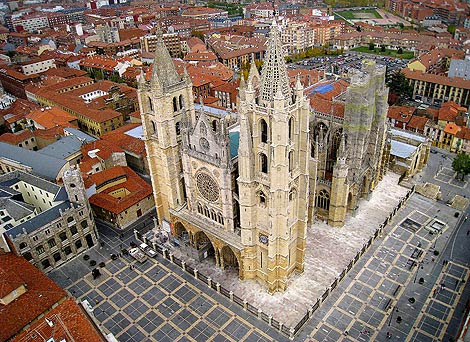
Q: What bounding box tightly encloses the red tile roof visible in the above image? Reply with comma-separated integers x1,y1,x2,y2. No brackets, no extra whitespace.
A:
101,123,146,157
10,297,105,342
26,106,78,129
87,166,153,214
387,106,415,123
0,253,66,341
407,115,428,131
0,129,34,145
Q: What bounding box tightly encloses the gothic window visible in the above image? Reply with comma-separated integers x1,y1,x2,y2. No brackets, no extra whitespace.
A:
196,172,220,202
210,209,216,221
260,119,268,143
179,94,184,109
260,153,268,173
48,239,56,248
36,245,45,255
200,122,207,135
315,189,330,210
173,97,178,112
327,129,343,172
288,151,294,173
149,97,153,111
217,214,223,224
151,121,157,135
197,203,203,214
289,188,296,201
204,206,209,217
175,122,181,136
259,191,266,205
212,120,217,132
288,117,294,141
311,141,315,158
19,242,27,249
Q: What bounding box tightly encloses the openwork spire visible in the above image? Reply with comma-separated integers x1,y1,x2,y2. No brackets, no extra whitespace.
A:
151,28,181,88
259,21,291,103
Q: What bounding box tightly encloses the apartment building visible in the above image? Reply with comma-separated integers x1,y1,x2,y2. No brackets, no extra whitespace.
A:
0,169,98,272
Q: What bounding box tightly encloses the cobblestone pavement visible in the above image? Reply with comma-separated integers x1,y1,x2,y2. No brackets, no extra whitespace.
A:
49,228,289,342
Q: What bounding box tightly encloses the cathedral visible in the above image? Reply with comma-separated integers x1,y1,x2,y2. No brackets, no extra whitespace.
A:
138,23,390,293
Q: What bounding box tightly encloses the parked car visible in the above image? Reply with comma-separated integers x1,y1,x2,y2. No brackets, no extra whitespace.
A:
129,247,147,262
139,243,157,258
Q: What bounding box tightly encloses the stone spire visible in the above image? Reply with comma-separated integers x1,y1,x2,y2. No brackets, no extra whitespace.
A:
151,28,181,89
259,20,291,104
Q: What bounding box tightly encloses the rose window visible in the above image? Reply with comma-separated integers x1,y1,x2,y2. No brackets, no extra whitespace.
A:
196,172,219,202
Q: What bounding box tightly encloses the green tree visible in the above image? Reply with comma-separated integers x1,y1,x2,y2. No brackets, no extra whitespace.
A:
452,153,470,180
386,71,412,101
398,22,404,29
447,25,456,36
369,42,375,50
397,47,403,54
380,45,386,52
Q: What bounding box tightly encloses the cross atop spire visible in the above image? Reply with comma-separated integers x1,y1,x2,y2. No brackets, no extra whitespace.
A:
150,27,181,89
259,20,291,104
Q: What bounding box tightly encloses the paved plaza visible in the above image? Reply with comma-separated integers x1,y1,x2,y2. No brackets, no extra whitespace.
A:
48,147,470,342
167,173,409,326
49,227,290,342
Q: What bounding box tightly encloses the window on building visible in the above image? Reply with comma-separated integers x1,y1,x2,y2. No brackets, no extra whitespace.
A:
70,226,78,235
23,252,33,261
81,220,88,229
175,122,181,136
53,253,61,262
41,259,51,269
260,153,268,174
75,240,82,250
36,245,45,255
288,117,294,141
19,241,27,249
179,94,184,109
67,216,74,223
260,119,268,143
32,236,38,242
48,239,56,248
173,97,178,112
64,246,72,255
289,151,294,173
315,189,330,210
59,232,67,241
260,191,266,205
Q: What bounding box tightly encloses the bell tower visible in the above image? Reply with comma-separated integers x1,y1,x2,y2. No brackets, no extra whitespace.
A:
238,22,310,293
138,29,195,225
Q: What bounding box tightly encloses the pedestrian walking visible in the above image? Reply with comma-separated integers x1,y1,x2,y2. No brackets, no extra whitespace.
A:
343,331,348,336
386,332,392,339
467,229,470,236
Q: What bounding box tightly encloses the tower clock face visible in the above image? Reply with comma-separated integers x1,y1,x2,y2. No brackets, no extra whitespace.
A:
196,172,219,202
199,137,210,150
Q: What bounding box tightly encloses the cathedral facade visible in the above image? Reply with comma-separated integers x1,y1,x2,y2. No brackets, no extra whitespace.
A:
138,25,390,293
